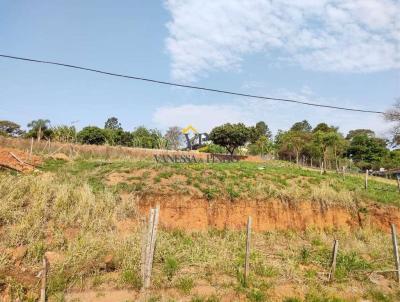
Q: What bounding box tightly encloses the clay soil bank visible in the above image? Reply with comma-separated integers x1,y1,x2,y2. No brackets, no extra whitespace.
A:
138,196,400,233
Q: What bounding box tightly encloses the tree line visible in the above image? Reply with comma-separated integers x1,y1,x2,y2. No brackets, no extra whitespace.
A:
0,118,184,151
1,112,400,170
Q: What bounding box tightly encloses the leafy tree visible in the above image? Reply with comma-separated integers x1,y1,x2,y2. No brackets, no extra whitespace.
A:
249,121,272,143
131,126,163,149
346,129,375,140
77,126,107,145
290,120,312,132
346,134,389,168
281,131,311,164
104,117,122,130
51,125,76,143
312,123,338,133
323,131,347,169
27,119,51,141
103,128,133,146
164,126,183,150
255,135,274,156
0,120,24,137
209,123,250,156
381,150,400,169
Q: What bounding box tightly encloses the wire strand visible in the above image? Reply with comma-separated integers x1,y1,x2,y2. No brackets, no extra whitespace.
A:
0,54,386,115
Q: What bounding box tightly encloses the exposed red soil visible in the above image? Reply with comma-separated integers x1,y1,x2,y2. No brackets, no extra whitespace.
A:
0,147,42,172
138,196,400,233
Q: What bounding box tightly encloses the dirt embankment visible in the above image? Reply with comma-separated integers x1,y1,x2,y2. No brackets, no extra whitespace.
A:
137,196,400,233
0,147,42,172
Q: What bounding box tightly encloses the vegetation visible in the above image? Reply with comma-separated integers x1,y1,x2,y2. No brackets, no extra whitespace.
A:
385,99,400,146
36,157,400,206
0,161,398,300
3,114,400,170
26,119,51,141
209,123,250,156
77,126,108,145
0,120,24,137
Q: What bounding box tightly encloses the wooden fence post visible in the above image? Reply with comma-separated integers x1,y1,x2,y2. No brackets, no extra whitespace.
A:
40,257,48,302
342,166,345,179
142,209,155,283
365,170,369,190
391,223,400,283
320,162,324,175
396,174,400,193
142,206,160,290
328,240,339,282
29,137,33,160
244,216,252,285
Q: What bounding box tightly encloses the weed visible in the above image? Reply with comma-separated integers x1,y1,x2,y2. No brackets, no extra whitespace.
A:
254,264,277,278
163,256,179,281
299,246,311,264
202,186,219,200
283,298,302,302
246,288,266,302
176,277,194,294
121,269,142,289
335,252,371,280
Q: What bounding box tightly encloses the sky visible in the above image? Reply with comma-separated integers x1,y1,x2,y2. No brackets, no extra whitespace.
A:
0,0,399,137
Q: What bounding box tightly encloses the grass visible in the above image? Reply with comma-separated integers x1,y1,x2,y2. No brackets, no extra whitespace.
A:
0,156,399,301
37,157,400,206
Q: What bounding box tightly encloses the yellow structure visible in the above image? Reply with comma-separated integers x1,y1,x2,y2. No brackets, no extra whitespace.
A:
181,125,199,134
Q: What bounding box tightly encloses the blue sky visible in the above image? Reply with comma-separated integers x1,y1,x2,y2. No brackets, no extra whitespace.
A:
0,0,399,137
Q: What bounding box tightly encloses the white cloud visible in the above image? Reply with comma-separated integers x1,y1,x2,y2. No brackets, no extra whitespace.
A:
152,86,391,137
165,0,400,81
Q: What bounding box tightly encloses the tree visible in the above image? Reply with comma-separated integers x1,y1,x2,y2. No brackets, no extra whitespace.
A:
209,123,250,156
249,121,272,143
27,119,51,141
164,126,183,150
131,126,163,149
104,117,122,130
0,120,24,137
77,126,107,145
255,135,274,156
312,123,337,133
281,131,311,164
51,125,76,143
346,129,375,140
290,120,312,132
385,99,400,146
346,134,389,169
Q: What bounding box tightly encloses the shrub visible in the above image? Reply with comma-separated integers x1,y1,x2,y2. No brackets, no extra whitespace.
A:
176,277,194,294
77,126,107,145
163,256,179,281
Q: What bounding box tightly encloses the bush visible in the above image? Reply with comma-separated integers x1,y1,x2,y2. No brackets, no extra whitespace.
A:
77,126,107,145
197,143,226,154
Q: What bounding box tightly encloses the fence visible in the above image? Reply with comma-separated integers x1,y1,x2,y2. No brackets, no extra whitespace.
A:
153,153,245,163
37,207,400,300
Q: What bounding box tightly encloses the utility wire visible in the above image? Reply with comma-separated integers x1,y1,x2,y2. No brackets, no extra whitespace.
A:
0,54,386,115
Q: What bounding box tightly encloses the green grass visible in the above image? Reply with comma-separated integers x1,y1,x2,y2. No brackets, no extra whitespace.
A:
38,157,400,206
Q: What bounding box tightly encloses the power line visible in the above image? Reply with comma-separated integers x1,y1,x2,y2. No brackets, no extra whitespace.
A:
0,54,386,115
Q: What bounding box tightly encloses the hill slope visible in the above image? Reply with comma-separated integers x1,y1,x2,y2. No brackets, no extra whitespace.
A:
1,156,400,301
